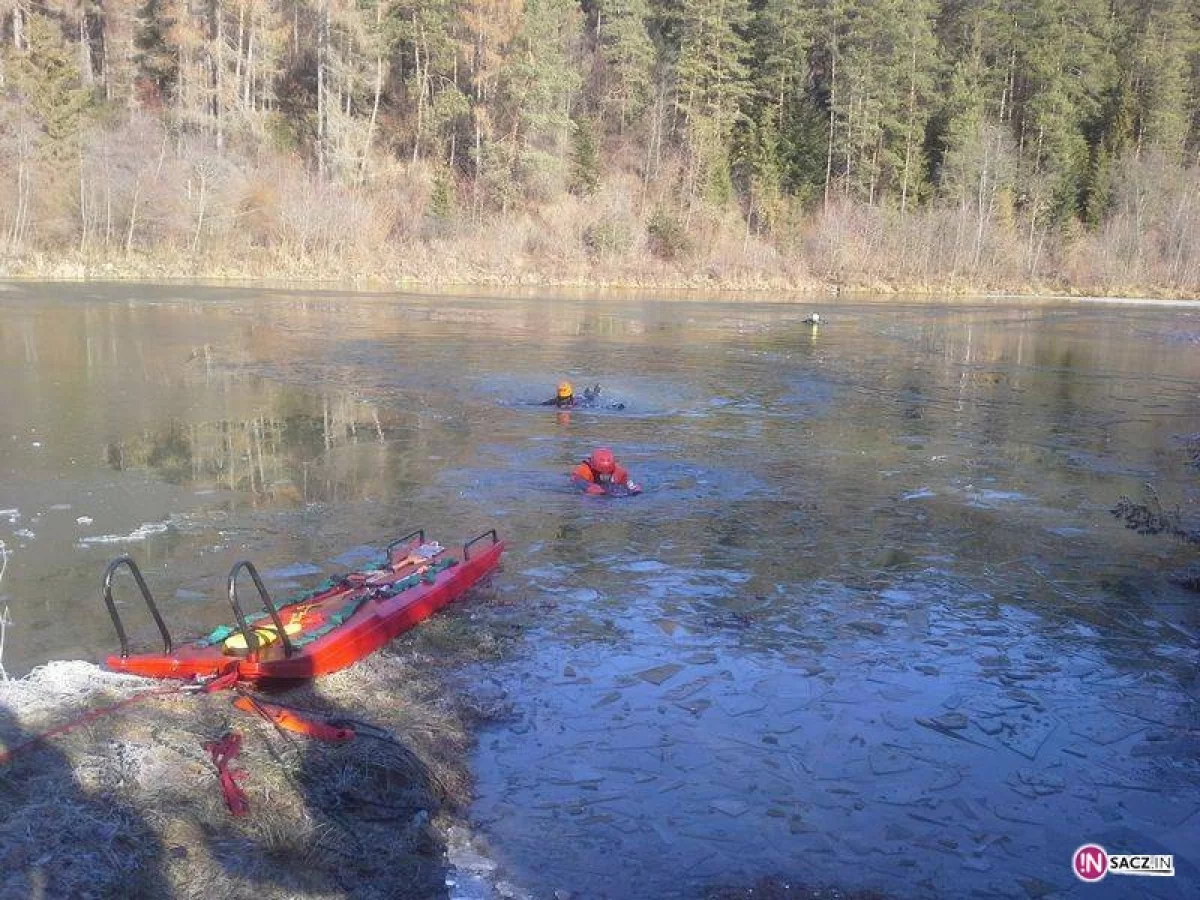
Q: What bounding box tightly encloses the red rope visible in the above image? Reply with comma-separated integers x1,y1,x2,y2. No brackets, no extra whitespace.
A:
1,674,255,817
0,685,181,766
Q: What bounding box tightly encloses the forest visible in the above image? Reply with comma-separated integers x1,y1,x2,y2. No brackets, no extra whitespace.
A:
1,0,1198,293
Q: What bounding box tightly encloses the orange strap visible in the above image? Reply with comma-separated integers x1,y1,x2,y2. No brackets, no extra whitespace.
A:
232,695,355,742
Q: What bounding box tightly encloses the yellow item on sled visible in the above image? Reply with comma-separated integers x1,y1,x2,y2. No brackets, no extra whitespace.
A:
223,621,303,652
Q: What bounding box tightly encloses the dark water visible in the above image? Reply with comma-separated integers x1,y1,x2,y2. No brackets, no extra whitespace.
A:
1,282,1197,898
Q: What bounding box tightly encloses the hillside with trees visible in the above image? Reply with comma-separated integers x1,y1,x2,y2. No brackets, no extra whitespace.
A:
1,0,1198,293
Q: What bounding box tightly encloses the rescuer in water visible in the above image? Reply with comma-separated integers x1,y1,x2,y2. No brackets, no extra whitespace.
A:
570,447,641,495
541,382,624,409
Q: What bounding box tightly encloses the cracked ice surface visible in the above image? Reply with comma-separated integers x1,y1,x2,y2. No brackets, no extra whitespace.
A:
468,572,1199,899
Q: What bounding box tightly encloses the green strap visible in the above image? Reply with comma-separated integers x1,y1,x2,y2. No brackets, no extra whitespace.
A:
195,624,237,648
290,593,373,648
377,557,458,596
192,558,460,649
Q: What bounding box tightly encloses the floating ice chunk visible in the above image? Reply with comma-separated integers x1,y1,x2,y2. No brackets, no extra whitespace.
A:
901,488,936,501
621,560,668,573
263,562,324,579
76,516,94,525
635,663,683,685
710,799,750,817
76,520,171,545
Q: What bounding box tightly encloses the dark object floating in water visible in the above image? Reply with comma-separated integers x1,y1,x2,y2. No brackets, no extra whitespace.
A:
1184,433,1200,470
101,528,505,683
1112,493,1199,545
1170,567,1200,593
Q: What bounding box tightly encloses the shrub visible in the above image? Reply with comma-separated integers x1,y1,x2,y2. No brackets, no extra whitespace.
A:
582,219,632,258
646,208,691,260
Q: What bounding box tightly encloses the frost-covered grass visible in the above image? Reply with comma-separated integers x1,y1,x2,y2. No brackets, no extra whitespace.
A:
0,655,474,900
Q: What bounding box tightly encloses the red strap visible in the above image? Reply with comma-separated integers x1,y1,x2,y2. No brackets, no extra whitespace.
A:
0,685,180,767
202,669,241,693
203,731,250,816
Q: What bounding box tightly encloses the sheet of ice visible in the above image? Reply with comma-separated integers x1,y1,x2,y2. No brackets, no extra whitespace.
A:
75,520,171,546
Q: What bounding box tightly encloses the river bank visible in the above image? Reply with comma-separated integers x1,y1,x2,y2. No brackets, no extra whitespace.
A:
2,256,1197,303
2,209,1197,302
0,660,892,900
0,627,518,900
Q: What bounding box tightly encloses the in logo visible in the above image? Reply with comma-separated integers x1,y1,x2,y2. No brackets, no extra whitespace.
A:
1073,844,1109,882
1072,844,1175,882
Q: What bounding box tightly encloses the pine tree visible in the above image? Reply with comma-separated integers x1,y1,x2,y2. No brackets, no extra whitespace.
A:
824,0,939,207
10,12,93,158
134,0,179,106
1010,0,1115,223
1124,0,1196,160
500,0,584,194
738,0,822,209
569,116,601,194
594,0,654,133
673,0,751,206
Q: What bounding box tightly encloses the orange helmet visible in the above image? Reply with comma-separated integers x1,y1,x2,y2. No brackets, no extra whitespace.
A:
589,447,616,475
557,381,574,400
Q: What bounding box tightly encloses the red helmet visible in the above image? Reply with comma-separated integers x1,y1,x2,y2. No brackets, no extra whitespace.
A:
588,447,616,475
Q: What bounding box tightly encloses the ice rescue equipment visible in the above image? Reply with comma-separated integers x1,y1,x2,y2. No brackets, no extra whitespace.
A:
204,731,250,816
232,695,355,742
222,621,303,653
101,528,504,684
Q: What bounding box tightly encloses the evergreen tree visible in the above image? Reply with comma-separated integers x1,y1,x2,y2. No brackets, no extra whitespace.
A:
826,0,939,207
673,0,751,206
1010,0,1114,222
595,0,655,133
501,0,584,194
1123,0,1196,160
133,0,178,107
569,116,602,194
739,0,823,206
9,13,93,158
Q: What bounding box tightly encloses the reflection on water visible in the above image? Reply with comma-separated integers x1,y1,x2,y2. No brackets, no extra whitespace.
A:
1,282,1198,898
105,391,391,503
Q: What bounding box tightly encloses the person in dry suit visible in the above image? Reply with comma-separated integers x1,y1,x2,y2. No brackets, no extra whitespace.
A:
541,382,624,410
570,447,641,495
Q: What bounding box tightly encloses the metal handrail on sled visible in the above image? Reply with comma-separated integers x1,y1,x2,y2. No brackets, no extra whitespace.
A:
386,529,426,563
463,529,498,560
227,560,296,658
102,556,174,659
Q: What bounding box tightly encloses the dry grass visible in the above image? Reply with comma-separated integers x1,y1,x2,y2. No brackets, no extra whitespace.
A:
3,122,1200,296
0,656,474,900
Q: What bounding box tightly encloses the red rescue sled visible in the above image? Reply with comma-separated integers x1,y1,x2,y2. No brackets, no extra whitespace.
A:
101,528,504,683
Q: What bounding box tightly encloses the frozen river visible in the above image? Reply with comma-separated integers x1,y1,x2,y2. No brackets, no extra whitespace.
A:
1,282,1197,898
